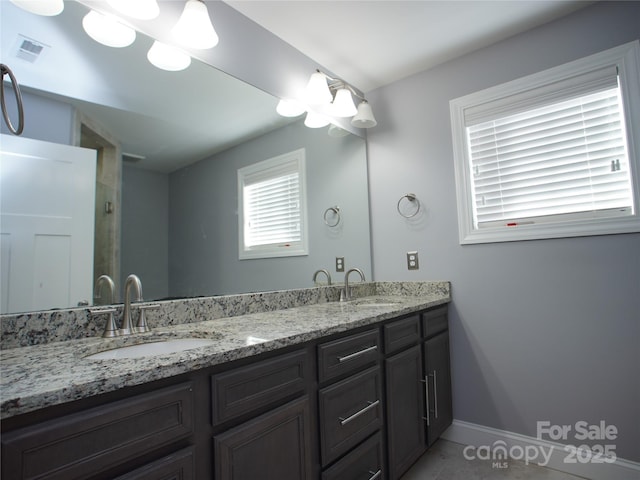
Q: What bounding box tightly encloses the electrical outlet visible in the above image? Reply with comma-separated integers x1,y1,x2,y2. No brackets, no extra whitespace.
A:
407,251,419,270
336,257,345,272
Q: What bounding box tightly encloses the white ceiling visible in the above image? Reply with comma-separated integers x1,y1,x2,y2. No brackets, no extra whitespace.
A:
226,0,592,93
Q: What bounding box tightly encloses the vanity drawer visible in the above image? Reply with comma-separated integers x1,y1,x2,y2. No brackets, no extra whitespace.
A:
211,349,309,425
1,382,194,480
383,315,420,354
319,366,383,466
318,329,380,383
422,306,448,339
322,432,385,480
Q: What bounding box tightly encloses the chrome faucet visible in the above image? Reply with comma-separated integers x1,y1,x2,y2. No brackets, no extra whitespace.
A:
312,269,332,286
94,274,115,305
340,268,365,302
93,275,118,338
122,274,144,335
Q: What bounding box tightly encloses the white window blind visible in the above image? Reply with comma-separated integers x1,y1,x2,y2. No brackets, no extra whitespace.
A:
450,41,640,244
245,170,301,246
238,149,308,259
467,85,633,228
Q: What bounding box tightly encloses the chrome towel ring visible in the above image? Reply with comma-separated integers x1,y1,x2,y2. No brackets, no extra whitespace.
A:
1,64,24,135
397,193,421,218
324,206,341,227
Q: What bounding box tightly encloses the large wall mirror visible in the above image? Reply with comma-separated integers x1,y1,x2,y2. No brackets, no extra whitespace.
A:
0,1,371,314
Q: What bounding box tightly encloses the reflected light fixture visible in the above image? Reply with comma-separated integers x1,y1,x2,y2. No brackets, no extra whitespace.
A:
277,69,377,132
9,0,64,16
304,110,330,128
82,10,136,48
276,99,306,117
147,41,191,71
172,0,219,49
106,0,160,20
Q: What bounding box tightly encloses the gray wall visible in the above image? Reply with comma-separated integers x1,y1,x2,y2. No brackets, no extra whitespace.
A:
366,1,640,462
121,165,169,300
0,89,74,144
168,119,370,297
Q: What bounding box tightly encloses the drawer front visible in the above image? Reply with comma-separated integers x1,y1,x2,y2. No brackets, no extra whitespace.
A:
115,447,194,480
318,329,380,383
422,306,448,339
1,382,194,480
319,366,383,466
383,315,420,355
211,349,309,425
322,432,385,480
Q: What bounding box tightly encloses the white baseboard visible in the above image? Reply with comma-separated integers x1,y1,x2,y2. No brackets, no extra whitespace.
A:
441,420,640,480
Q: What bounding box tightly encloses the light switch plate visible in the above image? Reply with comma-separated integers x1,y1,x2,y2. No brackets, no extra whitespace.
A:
407,251,419,270
336,257,345,272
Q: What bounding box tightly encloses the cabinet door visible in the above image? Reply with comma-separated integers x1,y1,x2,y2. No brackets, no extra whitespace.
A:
385,345,425,480
214,396,313,480
423,331,452,446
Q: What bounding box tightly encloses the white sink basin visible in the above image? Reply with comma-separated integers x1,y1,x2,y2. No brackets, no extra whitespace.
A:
86,338,216,360
349,298,402,307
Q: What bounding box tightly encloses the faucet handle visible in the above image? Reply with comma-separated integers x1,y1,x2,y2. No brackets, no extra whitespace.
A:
90,308,119,338
134,304,160,333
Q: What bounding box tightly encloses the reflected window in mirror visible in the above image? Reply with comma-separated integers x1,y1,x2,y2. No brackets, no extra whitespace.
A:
238,148,309,259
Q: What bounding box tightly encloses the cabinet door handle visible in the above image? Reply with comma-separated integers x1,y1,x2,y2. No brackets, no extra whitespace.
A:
421,376,430,426
337,345,377,363
367,469,382,480
339,400,380,426
430,370,439,419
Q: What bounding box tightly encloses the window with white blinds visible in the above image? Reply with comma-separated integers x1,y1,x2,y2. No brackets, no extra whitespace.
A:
238,149,308,259
450,41,640,244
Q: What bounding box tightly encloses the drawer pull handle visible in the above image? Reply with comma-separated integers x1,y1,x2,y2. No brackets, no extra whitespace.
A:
337,345,377,363
339,400,380,426
431,370,439,419
368,469,382,480
421,377,430,426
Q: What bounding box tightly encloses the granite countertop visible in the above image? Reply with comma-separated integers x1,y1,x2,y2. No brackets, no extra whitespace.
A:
0,290,449,420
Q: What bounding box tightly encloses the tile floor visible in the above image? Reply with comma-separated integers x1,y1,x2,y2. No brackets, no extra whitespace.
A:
401,440,586,479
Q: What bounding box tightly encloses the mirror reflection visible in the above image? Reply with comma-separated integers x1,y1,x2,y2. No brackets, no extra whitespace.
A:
0,1,371,314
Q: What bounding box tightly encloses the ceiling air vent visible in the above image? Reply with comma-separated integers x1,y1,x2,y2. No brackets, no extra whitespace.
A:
14,35,49,63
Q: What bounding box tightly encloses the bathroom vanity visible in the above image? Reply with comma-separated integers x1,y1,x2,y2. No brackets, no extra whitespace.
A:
0,282,451,480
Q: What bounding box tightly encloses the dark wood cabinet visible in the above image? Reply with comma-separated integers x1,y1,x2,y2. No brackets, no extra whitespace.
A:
424,330,452,446
384,306,452,479
385,345,425,479
214,396,313,480
1,382,194,480
114,448,195,480
1,304,451,480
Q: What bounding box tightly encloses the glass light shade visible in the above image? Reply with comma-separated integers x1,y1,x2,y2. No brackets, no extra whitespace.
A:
305,72,332,106
82,10,136,48
329,88,357,117
106,0,159,20
147,41,191,71
172,0,219,50
351,100,377,128
276,99,306,117
9,0,64,16
304,110,330,128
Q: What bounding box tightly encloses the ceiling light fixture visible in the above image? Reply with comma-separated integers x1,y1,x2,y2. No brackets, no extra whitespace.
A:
9,0,64,16
82,10,136,48
106,0,160,20
172,0,219,50
277,69,377,131
147,41,191,71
